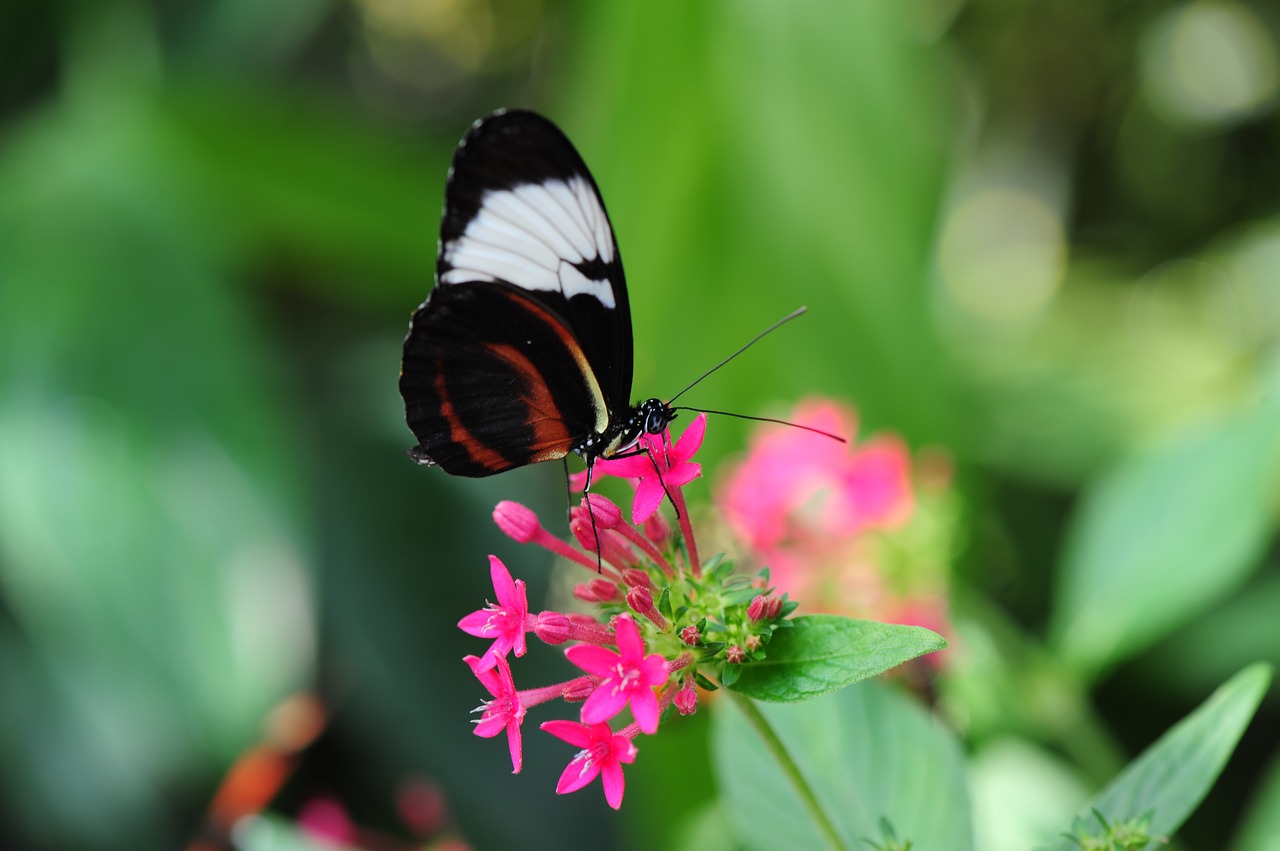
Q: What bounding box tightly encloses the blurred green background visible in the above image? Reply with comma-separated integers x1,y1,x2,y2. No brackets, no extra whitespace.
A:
2,0,1279,849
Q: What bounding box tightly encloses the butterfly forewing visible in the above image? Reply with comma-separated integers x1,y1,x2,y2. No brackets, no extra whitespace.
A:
400,109,635,476
436,110,633,414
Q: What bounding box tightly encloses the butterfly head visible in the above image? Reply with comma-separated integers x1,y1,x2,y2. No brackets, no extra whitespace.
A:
583,398,677,463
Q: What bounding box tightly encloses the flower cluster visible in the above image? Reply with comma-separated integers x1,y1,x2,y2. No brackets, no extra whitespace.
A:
716,399,955,652
457,414,795,809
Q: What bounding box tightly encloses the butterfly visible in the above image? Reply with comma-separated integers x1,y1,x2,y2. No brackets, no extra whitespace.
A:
399,109,676,484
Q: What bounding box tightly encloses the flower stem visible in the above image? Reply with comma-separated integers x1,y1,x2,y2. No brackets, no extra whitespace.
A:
725,690,850,851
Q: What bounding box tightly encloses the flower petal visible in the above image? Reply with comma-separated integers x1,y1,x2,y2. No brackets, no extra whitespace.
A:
674,413,706,459
628,686,661,735
565,643,622,677
505,718,523,774
580,683,629,725
613,615,643,660
630,478,666,524
555,753,599,795
541,719,594,748
488,555,516,603
600,758,626,809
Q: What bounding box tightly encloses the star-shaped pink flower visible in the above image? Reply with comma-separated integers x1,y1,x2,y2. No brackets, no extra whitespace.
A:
465,654,525,773
458,556,530,671
594,413,706,524
540,719,638,810
565,615,670,734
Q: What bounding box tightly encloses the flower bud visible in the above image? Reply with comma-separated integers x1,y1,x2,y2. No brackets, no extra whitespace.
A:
533,611,572,645
562,676,595,703
570,513,600,553
680,624,701,645
745,634,762,652
621,568,651,589
726,645,746,665
643,510,671,544
584,493,622,528
626,586,655,616
674,679,698,716
748,594,782,622
493,501,540,543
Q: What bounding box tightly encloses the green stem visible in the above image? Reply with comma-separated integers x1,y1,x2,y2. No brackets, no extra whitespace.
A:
726,690,850,851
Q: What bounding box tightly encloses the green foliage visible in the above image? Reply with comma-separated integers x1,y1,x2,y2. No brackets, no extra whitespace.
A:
712,682,972,851
729,615,947,702
1046,664,1271,851
1052,407,1280,677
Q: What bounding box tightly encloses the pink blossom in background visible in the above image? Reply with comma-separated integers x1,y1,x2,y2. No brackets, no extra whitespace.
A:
716,398,952,651
718,399,913,571
298,796,357,846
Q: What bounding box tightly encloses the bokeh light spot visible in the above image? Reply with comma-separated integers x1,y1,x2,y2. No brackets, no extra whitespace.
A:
938,188,1066,323
1141,0,1279,128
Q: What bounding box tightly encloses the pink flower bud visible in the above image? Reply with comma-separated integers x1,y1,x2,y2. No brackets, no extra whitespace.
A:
621,568,651,589
726,645,746,665
626,586,654,616
745,634,762,652
570,513,600,552
643,510,671,544
680,624,701,645
562,676,595,702
747,594,768,622
589,578,619,601
493,501,541,543
534,611,572,645
674,679,698,716
584,493,622,528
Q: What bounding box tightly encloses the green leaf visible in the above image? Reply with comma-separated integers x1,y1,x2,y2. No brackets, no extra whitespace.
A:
1051,404,1280,676
1045,663,1272,851
712,682,972,851
729,615,946,702
1231,743,1280,851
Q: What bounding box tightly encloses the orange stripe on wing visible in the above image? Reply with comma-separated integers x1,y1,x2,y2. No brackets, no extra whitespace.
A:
495,288,609,434
434,370,509,472
486,342,572,460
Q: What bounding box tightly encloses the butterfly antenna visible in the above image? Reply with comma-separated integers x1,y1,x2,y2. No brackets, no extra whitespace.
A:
670,407,847,443
667,307,808,406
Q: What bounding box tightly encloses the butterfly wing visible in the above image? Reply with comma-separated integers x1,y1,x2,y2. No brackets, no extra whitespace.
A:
437,109,633,418
401,280,607,476
400,109,632,476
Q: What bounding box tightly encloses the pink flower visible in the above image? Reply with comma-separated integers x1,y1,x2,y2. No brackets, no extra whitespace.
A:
540,720,638,810
718,400,913,584
565,615,670,734
457,556,530,671
594,413,706,524
298,796,357,845
465,654,525,773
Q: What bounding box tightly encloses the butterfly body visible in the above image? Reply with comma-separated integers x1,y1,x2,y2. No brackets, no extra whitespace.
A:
400,109,675,479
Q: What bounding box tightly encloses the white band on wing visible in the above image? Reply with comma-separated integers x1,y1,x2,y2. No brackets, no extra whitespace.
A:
441,176,616,309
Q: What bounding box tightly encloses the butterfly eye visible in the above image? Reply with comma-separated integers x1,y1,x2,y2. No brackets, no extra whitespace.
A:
643,403,674,436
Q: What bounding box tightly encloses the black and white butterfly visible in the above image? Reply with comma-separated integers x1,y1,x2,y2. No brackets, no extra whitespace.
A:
399,109,676,482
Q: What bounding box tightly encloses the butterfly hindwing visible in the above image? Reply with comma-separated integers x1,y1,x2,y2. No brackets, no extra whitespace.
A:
401,281,608,476
400,109,632,476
